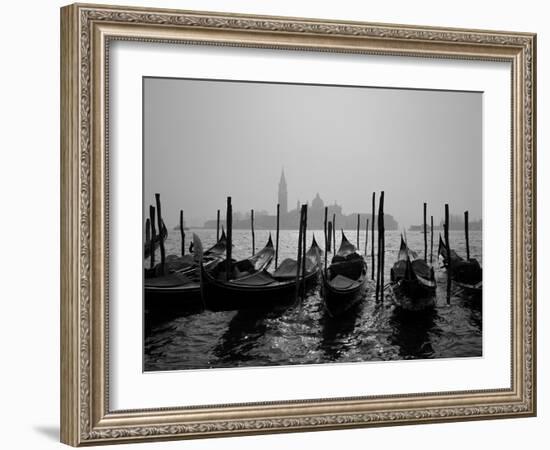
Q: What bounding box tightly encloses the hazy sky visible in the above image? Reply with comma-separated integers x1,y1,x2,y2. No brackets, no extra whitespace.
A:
144,77,482,228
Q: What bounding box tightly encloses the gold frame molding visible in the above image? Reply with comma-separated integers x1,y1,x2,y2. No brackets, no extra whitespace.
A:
60,3,536,446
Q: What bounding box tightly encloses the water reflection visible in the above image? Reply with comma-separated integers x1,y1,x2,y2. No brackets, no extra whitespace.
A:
320,302,363,361
388,306,438,359
144,229,483,371
460,294,483,331
213,308,285,366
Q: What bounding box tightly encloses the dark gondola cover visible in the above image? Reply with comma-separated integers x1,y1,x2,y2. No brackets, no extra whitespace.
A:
438,234,482,294
200,234,321,312
391,236,436,310
144,231,229,313
321,231,368,317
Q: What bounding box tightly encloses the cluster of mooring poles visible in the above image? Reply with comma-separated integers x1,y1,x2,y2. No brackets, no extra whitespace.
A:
145,191,475,309
145,194,167,275
421,201,435,265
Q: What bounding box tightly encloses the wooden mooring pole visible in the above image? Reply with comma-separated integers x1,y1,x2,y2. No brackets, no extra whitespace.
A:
371,192,375,280
216,209,220,241
225,197,232,281
149,205,156,269
324,206,328,275
465,210,470,260
356,214,360,250
444,203,451,304
423,202,428,261
365,218,369,257
301,204,308,298
295,205,305,303
375,198,381,300
275,203,280,269
179,210,185,257
250,209,255,256
154,194,166,274
145,218,151,265
381,193,385,296
430,215,434,265
327,221,333,252
332,213,336,254
376,192,385,302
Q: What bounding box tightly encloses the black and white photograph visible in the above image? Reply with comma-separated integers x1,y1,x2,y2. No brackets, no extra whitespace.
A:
143,77,483,372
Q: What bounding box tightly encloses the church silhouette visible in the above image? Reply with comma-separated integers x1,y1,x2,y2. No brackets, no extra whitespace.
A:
203,169,398,230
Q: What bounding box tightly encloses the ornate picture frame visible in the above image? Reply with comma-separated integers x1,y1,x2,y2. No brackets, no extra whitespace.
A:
60,3,536,446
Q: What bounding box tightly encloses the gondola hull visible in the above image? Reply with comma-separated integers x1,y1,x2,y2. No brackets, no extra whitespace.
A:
145,282,203,315
199,234,320,312
322,263,367,317
454,280,483,296
390,236,436,310
201,267,319,312
321,232,368,316
438,235,483,291
392,279,436,311
144,232,228,314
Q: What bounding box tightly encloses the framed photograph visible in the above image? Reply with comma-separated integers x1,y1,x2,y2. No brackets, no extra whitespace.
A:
60,3,536,446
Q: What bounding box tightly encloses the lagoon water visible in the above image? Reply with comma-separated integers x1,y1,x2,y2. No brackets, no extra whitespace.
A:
144,229,482,371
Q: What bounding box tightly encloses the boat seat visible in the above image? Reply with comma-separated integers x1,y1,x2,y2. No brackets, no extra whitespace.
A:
234,260,254,273
273,258,315,280
230,270,276,286
329,274,359,290
165,254,195,272
332,252,362,263
272,258,298,280
411,259,433,280
330,259,363,279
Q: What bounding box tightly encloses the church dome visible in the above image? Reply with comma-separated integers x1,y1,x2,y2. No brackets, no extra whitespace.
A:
312,192,324,210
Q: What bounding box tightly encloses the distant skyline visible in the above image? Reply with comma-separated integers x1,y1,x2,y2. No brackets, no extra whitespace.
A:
144,77,482,229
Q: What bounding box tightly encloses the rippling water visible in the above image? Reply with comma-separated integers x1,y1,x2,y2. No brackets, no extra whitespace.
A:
144,229,482,371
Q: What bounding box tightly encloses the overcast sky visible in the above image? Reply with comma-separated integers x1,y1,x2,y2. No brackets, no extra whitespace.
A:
144,77,482,229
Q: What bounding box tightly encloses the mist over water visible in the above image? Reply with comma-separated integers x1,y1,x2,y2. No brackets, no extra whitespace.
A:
144,229,482,371
144,78,482,229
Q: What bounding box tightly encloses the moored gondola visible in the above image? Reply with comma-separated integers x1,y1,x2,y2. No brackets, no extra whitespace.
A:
144,231,229,314
321,231,368,316
199,234,321,312
391,236,436,310
438,235,482,295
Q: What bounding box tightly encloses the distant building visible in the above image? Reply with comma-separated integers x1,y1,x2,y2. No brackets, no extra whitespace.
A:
439,214,482,231
203,169,398,230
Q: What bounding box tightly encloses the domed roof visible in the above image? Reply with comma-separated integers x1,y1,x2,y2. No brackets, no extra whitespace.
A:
312,192,324,210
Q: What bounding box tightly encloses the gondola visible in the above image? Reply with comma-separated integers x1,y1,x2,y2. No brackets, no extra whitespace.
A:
199,234,321,312
170,229,228,275
438,235,482,294
390,236,436,310
144,231,229,314
144,220,167,258
321,231,368,316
